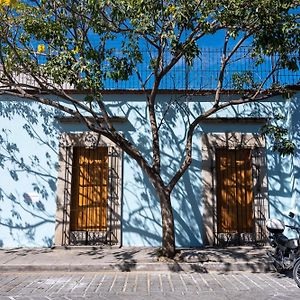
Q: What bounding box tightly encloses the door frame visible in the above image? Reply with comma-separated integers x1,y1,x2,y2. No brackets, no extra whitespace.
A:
201,132,269,246
54,132,123,247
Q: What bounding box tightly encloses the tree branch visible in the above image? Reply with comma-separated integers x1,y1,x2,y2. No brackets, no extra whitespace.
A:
214,32,253,107
167,87,282,193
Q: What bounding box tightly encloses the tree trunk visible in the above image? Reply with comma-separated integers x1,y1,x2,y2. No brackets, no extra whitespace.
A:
157,188,176,258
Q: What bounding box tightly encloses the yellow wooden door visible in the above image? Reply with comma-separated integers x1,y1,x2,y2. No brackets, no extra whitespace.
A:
70,147,108,231
216,149,253,234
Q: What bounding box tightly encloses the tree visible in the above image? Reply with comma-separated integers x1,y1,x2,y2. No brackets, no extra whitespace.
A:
0,0,299,257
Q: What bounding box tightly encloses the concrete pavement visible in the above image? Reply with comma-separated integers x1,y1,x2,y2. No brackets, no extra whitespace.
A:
0,246,274,273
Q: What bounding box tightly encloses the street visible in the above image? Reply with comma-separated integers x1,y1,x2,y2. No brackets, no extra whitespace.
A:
0,271,298,300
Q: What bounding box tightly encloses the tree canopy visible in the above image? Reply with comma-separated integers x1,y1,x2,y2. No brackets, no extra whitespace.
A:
1,1,299,91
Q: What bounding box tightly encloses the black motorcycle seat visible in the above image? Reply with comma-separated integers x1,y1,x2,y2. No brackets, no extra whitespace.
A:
275,233,289,246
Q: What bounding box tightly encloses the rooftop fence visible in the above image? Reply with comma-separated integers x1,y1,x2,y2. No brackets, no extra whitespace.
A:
0,47,299,91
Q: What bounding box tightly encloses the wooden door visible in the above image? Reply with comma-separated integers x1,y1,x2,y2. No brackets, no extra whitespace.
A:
70,147,108,231
216,149,253,234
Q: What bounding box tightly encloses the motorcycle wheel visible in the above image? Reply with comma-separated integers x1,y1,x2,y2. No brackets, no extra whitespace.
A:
293,259,300,287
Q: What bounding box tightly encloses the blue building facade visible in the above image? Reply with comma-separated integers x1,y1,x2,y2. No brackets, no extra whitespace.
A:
0,90,299,248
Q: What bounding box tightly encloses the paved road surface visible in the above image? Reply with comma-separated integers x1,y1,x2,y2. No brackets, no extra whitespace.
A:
0,271,298,300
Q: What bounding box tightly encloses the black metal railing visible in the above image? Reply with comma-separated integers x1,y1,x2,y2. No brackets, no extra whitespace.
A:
98,47,299,90
1,47,299,90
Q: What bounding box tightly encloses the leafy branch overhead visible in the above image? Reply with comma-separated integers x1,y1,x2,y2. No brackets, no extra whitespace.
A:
0,0,299,257
0,1,299,90
261,111,296,156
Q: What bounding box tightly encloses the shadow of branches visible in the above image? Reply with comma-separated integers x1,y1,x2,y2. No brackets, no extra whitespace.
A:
0,99,59,247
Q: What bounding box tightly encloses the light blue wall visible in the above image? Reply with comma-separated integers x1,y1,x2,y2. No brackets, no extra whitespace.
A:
268,95,300,236
102,93,204,247
0,92,299,248
0,99,59,247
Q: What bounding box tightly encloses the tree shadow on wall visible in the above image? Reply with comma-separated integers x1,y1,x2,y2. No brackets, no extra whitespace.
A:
261,98,300,229
1,92,299,250
199,98,300,245
0,99,59,247
118,93,300,248
117,94,205,247
285,95,300,226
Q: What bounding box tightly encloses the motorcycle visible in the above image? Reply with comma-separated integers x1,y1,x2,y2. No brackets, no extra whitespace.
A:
266,212,300,287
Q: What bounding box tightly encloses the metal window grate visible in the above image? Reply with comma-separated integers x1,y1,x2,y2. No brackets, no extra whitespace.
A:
214,147,268,246
252,147,268,244
61,145,121,246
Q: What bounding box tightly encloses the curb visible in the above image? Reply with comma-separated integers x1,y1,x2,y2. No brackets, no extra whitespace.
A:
0,261,275,273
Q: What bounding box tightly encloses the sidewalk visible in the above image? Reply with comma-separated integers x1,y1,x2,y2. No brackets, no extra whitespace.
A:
0,246,274,273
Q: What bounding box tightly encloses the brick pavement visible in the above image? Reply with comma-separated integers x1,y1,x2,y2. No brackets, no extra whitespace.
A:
0,271,298,300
